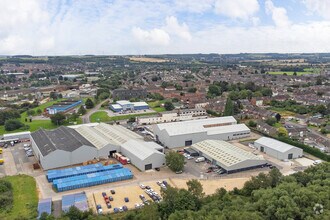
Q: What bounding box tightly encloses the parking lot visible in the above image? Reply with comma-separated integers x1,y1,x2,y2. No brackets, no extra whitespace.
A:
0,141,40,176
87,180,164,214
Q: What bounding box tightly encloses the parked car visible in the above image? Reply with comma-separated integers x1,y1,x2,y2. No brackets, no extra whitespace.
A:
96,204,103,214
135,203,140,209
110,189,115,194
122,205,128,211
156,181,162,186
124,197,129,202
155,167,160,171
102,192,107,197
113,208,119,213
187,156,194,160
106,203,111,209
119,207,123,212
162,180,168,186
145,185,151,189
140,184,146,189
109,196,113,201
175,170,183,174
139,194,145,200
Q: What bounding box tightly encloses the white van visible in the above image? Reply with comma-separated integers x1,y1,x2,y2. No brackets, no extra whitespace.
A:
195,157,205,163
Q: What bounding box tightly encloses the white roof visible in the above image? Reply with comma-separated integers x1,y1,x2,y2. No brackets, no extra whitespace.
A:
3,131,31,137
116,100,132,105
133,102,149,107
192,140,265,168
154,117,237,136
255,137,299,153
75,123,143,147
206,124,250,135
121,140,163,160
111,104,122,109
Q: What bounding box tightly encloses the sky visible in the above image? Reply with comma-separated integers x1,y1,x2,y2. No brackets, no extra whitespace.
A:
0,0,330,55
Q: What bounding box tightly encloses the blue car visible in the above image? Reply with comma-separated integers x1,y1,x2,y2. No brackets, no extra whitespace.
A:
113,208,119,213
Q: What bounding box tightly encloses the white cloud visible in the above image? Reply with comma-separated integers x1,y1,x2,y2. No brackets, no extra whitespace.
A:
174,0,214,13
304,0,330,20
214,0,259,20
164,16,192,41
132,27,170,46
265,0,290,27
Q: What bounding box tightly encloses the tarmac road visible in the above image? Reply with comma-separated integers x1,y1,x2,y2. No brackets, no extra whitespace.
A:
81,99,110,124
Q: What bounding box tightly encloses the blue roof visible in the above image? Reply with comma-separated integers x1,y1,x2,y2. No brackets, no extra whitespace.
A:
62,192,88,212
38,198,52,218
47,163,123,182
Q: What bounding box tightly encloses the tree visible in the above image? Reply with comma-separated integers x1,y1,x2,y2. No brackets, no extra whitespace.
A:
4,119,24,131
208,84,221,97
187,87,197,93
186,179,204,199
164,101,175,111
165,151,184,172
275,113,281,122
36,109,42,115
128,116,136,123
26,109,35,116
223,98,234,116
98,92,109,100
248,120,257,127
77,106,87,115
265,117,277,126
85,98,94,109
278,127,288,137
50,113,66,125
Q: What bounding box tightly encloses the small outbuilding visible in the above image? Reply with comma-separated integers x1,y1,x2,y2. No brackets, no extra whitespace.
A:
254,137,303,160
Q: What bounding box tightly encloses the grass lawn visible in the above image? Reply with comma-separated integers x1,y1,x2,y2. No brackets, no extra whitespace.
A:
90,111,111,122
0,175,38,220
153,107,166,112
147,100,167,112
268,107,296,117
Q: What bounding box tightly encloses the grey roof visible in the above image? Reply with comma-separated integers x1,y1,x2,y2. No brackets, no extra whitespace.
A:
254,137,299,153
31,126,95,156
121,140,164,160
192,140,265,168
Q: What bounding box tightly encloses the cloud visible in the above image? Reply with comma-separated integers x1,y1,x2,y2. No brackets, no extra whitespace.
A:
303,0,330,20
214,0,259,20
0,0,329,55
265,0,290,27
164,16,192,41
132,27,170,46
174,0,214,13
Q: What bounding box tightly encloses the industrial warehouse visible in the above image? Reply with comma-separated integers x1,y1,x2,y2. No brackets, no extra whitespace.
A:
30,123,165,170
191,140,267,173
254,137,303,160
109,100,149,112
153,116,250,148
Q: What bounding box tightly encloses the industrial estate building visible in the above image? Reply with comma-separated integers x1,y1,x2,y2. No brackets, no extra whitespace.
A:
30,123,165,170
109,100,149,112
254,137,303,160
136,108,207,125
153,117,250,148
192,140,267,173
46,99,82,115
112,88,148,100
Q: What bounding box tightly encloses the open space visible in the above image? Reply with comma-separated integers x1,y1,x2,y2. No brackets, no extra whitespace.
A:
0,175,38,220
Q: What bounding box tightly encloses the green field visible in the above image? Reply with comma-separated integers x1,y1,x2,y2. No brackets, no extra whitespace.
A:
147,100,167,112
268,68,320,76
90,111,111,122
0,175,38,220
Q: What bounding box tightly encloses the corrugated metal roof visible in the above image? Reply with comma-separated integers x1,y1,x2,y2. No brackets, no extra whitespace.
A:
192,140,264,168
121,140,163,160
154,117,238,136
254,137,299,153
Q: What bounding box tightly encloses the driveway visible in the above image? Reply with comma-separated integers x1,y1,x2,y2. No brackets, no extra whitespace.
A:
81,99,110,124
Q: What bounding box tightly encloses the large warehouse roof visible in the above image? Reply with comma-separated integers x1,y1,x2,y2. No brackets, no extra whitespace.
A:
31,126,95,156
192,140,265,170
254,137,299,153
75,125,110,149
206,124,250,135
121,140,163,160
154,117,237,136
75,123,143,147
